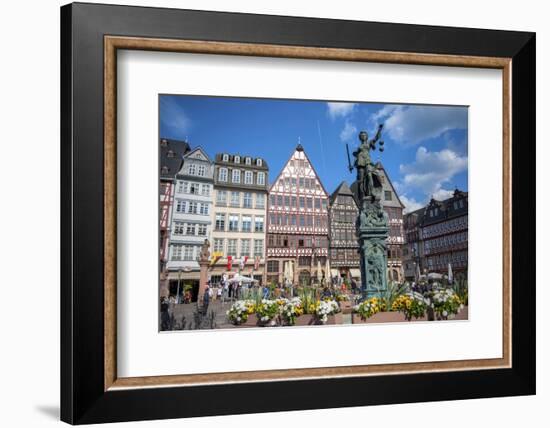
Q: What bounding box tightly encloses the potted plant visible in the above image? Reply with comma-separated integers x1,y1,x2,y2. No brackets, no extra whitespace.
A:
255,299,279,326
226,300,256,326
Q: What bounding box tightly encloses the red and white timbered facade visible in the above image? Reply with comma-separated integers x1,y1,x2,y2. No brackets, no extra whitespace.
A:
266,144,329,285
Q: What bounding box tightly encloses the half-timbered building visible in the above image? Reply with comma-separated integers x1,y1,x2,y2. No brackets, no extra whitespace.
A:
328,181,360,281
159,137,190,297
266,144,329,286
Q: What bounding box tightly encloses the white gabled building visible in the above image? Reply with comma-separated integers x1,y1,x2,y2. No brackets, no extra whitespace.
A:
166,147,214,299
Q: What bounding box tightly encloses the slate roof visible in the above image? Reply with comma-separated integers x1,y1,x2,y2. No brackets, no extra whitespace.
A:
160,138,190,180
329,181,355,206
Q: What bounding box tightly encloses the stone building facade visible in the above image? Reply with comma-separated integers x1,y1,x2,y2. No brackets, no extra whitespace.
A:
403,189,468,281
209,153,269,284
266,144,329,286
166,147,214,299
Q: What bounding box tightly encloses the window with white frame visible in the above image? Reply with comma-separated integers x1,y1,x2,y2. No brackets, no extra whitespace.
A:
232,169,241,183
199,203,209,215
197,224,207,236
171,244,183,261
189,182,199,194
234,155,240,164
254,239,263,257
215,213,225,231
256,159,262,166
197,165,206,177
228,214,239,231
216,190,227,205
201,184,210,196
256,193,265,209
257,171,265,185
243,192,252,208
245,157,251,165
183,245,195,261
188,164,196,175
227,239,237,257
186,223,196,235
230,191,240,207
244,171,253,184
218,167,228,182
240,239,250,257
254,216,264,232
213,238,224,253
176,181,185,193
173,222,185,235
176,200,186,213
222,154,229,162
241,215,252,232
188,201,197,214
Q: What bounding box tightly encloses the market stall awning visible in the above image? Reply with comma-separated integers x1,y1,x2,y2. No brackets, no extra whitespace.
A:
349,269,361,278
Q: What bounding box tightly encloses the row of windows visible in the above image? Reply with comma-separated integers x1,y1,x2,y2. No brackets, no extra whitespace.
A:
214,213,264,233
269,213,328,229
266,256,328,273
331,228,357,241
175,200,210,216
426,251,467,268
267,234,328,249
185,163,209,177
172,222,208,237
170,244,200,261
269,194,328,211
176,181,211,196
330,248,358,261
216,190,265,208
424,231,468,252
331,210,357,223
422,215,468,239
274,175,321,192
212,238,264,258
218,168,266,186
220,154,263,166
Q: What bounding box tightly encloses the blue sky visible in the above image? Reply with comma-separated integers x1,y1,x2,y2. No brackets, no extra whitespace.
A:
160,95,468,212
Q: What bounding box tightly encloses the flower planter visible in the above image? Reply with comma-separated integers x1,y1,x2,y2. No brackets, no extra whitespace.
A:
339,301,353,314
352,311,429,324
291,314,315,326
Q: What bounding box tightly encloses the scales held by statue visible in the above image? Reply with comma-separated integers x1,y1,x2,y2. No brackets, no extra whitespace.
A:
347,126,389,298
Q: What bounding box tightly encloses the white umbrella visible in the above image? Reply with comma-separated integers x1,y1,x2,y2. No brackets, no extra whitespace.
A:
415,263,421,281
325,257,331,284
448,263,454,284
288,261,294,285
317,260,323,284
228,274,257,284
427,272,443,280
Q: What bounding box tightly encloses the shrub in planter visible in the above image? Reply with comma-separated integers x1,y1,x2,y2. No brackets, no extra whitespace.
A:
278,297,304,326
353,297,382,321
391,292,428,321
255,299,279,325
431,287,464,320
314,299,340,324
226,300,255,325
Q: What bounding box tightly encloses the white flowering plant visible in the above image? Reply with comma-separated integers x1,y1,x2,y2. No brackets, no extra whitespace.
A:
278,297,304,325
392,292,430,321
315,299,340,324
226,300,255,325
255,299,279,324
353,297,382,320
430,287,463,320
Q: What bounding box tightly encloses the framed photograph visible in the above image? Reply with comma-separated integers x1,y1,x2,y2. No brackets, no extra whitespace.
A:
61,2,535,424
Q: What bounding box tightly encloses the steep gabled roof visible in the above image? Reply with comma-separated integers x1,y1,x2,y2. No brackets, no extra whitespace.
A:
160,138,190,180
329,181,355,205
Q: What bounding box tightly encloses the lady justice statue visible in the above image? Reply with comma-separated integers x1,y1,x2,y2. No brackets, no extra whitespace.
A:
347,125,389,298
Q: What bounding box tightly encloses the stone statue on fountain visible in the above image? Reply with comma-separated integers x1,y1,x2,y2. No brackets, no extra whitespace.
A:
348,125,389,298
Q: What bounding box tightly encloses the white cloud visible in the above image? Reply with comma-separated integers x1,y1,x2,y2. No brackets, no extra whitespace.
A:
339,121,357,142
399,146,467,198
400,195,424,214
327,102,356,120
370,105,467,145
432,188,455,200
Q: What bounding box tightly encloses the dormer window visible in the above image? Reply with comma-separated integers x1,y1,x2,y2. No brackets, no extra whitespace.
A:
234,155,241,164
161,166,169,174
166,150,175,158
222,154,229,162
256,159,262,167
245,157,251,165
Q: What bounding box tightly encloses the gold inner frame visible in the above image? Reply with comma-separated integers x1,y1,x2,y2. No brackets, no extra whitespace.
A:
104,36,512,391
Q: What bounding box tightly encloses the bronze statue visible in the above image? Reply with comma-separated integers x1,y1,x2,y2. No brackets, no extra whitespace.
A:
349,124,384,203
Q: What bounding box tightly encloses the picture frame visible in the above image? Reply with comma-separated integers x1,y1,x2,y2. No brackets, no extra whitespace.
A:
61,2,535,424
